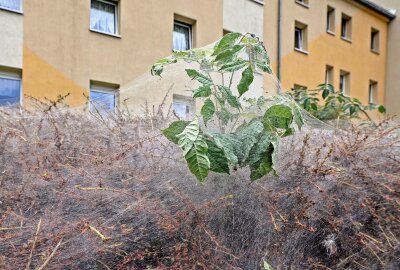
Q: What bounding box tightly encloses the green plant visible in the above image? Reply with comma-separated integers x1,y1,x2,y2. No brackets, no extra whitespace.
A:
151,33,304,182
290,83,386,121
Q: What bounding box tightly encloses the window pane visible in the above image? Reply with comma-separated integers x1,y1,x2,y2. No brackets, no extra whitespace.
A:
90,0,116,34
172,102,190,119
295,28,302,49
90,90,115,113
0,77,20,106
173,23,191,51
0,0,21,11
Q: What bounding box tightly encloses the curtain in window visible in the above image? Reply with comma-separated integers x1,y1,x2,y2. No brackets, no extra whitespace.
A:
0,0,21,11
0,77,21,106
173,23,190,51
173,102,189,120
90,0,116,34
90,90,116,113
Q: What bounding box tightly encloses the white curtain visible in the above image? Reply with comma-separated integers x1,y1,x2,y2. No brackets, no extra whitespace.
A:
173,24,190,51
173,102,189,119
0,77,21,106
90,0,116,34
0,0,21,11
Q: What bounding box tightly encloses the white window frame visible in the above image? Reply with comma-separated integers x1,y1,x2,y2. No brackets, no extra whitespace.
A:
371,28,380,53
326,6,335,34
173,20,192,52
90,0,119,36
325,65,334,85
89,85,119,113
369,81,377,104
172,94,194,120
0,0,23,13
294,27,303,50
0,71,22,106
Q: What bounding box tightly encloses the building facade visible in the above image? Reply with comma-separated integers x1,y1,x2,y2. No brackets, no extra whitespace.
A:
264,0,395,110
0,0,398,117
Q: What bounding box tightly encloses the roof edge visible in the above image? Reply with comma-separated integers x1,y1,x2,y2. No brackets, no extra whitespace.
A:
354,0,396,20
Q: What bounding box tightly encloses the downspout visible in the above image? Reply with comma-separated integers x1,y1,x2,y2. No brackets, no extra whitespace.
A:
277,0,282,93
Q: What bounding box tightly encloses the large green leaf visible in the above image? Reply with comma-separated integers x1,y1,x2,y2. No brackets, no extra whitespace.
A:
246,133,275,181
184,134,210,182
211,133,240,165
185,69,212,85
213,32,242,55
214,45,245,63
218,85,241,109
193,85,212,98
201,99,216,126
235,120,264,165
162,121,190,144
254,60,272,74
151,56,178,77
237,66,254,96
263,105,294,134
177,119,201,155
206,139,230,174
219,59,247,72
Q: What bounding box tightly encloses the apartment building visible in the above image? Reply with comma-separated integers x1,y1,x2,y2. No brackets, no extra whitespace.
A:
370,0,399,115
264,0,395,109
0,0,223,116
0,0,398,117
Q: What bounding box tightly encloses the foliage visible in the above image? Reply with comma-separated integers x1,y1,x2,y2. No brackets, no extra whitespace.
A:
289,83,386,121
152,33,304,182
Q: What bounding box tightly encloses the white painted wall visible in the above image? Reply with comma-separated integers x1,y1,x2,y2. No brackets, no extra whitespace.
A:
0,9,23,69
223,0,265,97
223,0,264,38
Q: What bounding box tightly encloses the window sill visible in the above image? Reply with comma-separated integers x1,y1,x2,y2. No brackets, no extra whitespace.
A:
326,30,336,36
371,49,380,55
294,48,309,55
251,0,264,5
90,29,121,39
0,6,23,15
341,37,352,43
295,1,309,8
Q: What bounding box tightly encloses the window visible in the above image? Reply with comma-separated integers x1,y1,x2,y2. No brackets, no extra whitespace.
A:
369,81,378,104
0,0,22,12
295,0,309,7
172,94,194,120
90,0,118,35
371,28,380,53
341,14,352,40
173,21,192,51
294,21,308,52
293,84,307,90
325,65,334,85
327,6,335,33
339,70,350,95
89,82,119,114
0,71,21,106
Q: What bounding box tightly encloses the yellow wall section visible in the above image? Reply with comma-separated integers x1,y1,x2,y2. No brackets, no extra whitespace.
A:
23,47,87,107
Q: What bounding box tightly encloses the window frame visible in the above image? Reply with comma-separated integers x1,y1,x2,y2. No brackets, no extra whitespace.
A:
325,65,334,85
369,81,378,104
370,28,380,54
0,0,23,14
90,0,119,37
294,21,308,54
89,84,119,114
326,6,335,35
295,0,309,8
341,13,352,42
173,20,193,52
0,71,22,106
339,70,350,96
172,94,195,120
